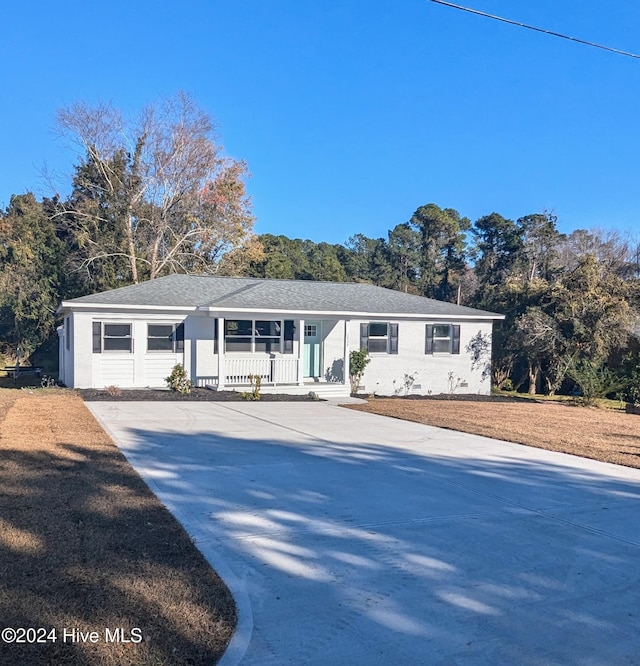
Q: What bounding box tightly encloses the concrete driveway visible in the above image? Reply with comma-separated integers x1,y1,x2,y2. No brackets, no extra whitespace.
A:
88,401,640,665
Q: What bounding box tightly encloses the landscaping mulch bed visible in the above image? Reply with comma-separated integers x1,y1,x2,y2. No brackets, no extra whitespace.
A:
348,396,640,469
373,392,529,403
0,389,236,665
78,387,318,401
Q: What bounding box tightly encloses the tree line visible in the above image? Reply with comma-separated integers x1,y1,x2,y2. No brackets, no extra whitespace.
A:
1,95,639,398
246,212,640,399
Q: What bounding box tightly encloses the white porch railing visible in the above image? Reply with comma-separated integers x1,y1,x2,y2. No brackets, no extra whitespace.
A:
225,357,299,385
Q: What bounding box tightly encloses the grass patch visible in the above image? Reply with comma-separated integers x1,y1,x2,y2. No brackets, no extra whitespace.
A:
0,389,235,665
493,389,625,411
347,396,640,469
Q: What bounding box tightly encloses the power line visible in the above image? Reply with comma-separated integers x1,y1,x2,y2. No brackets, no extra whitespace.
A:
427,0,640,60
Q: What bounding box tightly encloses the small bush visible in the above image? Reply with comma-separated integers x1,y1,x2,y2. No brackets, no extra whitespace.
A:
104,384,121,397
165,364,193,394
240,374,262,401
349,349,371,394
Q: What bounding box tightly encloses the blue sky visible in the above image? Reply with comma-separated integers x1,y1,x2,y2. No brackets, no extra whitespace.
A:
2,0,639,244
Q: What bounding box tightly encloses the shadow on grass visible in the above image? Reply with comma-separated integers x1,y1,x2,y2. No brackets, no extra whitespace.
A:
109,412,640,664
0,433,235,664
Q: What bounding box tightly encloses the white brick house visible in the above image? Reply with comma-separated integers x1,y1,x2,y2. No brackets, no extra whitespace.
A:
58,275,503,398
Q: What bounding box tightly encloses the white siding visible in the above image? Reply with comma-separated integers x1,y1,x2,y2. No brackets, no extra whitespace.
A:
64,308,495,394
143,355,182,387
96,357,135,387
190,315,218,385
73,312,94,388
68,311,188,388
322,319,346,382
350,319,493,396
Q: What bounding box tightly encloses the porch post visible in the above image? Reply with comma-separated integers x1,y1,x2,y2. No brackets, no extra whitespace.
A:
297,318,305,386
218,317,225,390
343,319,350,388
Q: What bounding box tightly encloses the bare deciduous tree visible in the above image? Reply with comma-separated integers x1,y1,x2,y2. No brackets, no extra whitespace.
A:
56,92,255,285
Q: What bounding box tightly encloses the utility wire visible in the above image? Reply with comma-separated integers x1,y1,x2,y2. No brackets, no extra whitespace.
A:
427,0,640,60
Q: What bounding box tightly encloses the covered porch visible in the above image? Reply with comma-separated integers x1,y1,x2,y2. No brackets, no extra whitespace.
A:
190,316,351,397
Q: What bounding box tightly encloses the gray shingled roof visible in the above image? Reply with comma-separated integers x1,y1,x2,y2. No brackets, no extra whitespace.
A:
62,274,502,318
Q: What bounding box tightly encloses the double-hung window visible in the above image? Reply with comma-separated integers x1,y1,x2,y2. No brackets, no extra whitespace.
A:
93,322,133,353
147,323,184,352
360,323,399,354
425,324,460,354
224,319,286,353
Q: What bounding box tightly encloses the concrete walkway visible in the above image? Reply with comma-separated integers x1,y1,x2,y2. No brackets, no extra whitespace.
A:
88,401,640,665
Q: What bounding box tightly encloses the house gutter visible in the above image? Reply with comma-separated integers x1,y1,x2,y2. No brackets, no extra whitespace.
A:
58,303,504,321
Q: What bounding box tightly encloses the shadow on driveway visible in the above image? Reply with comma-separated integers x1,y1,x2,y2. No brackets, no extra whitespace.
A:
92,403,640,666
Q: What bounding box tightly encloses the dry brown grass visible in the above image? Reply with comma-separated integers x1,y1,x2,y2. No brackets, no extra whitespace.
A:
0,389,235,665
348,397,640,469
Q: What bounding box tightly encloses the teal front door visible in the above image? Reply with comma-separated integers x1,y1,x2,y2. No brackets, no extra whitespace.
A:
303,321,321,378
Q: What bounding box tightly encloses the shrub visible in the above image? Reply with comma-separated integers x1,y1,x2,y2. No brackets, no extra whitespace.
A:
622,384,640,407
104,384,121,397
566,359,629,407
39,374,57,388
241,374,261,401
349,349,371,395
165,364,193,394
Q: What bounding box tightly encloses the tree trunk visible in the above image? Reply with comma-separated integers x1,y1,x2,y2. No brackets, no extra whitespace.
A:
528,361,539,395
149,234,161,280
126,211,138,284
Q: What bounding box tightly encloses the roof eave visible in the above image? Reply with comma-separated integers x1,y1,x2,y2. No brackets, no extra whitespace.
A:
59,302,199,313
59,302,504,320
197,306,505,320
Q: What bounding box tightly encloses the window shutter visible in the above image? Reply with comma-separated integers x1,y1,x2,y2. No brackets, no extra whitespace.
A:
92,322,102,354
66,316,73,351
284,320,294,353
213,319,218,355
425,324,433,354
360,323,369,351
389,323,399,354
452,325,461,354
175,323,185,352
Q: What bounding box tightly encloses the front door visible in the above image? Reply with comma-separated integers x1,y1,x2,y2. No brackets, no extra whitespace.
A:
303,321,321,378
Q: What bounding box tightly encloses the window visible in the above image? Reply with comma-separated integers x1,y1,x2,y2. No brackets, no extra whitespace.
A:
225,319,291,353
425,324,460,354
92,322,133,353
65,316,72,351
304,324,317,337
360,323,398,354
225,320,253,352
254,320,281,353
147,323,184,353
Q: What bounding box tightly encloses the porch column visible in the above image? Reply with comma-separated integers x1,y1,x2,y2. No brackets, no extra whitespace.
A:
217,317,225,390
343,319,351,388
297,318,305,386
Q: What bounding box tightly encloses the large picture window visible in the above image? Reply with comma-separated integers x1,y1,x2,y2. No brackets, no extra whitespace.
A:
147,323,184,352
225,319,285,353
359,323,399,354
425,324,460,354
92,322,133,353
